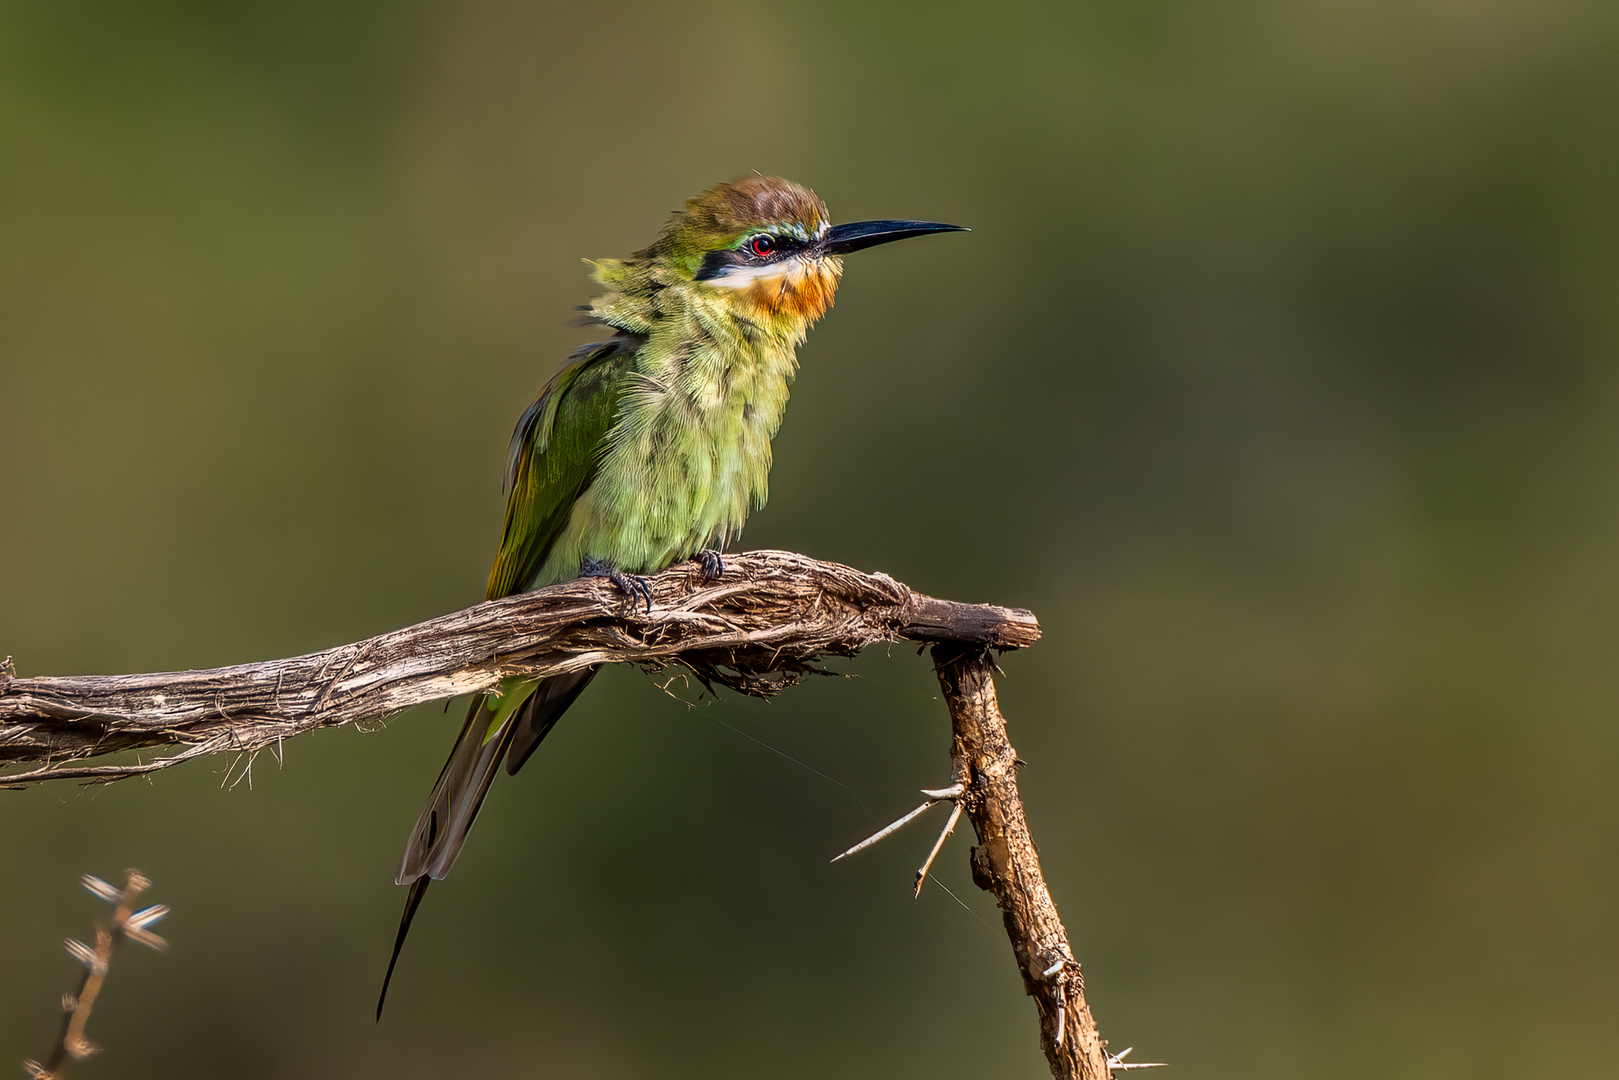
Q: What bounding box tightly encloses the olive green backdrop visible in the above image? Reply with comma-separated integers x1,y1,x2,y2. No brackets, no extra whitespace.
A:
4,0,1619,1076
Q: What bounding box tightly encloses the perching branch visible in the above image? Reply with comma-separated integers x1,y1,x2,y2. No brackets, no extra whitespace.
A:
1,549,1136,1080
0,551,1036,786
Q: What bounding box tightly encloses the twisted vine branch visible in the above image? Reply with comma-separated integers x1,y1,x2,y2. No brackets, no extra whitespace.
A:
0,551,1035,785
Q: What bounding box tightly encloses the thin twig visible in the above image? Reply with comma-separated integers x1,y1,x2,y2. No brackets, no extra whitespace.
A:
23,871,169,1080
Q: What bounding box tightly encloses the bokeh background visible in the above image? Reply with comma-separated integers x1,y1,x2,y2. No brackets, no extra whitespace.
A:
4,0,1619,1076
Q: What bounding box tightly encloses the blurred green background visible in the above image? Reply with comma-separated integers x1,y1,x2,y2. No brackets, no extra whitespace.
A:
4,0,1619,1075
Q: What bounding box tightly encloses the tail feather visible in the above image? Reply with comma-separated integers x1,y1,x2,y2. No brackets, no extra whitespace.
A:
379,669,595,1018
506,669,596,775
395,691,524,886
376,876,430,1020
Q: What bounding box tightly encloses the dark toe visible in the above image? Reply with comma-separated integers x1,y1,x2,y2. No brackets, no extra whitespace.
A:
696,549,725,581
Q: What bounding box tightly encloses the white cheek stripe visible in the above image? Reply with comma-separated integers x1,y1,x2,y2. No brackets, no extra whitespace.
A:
706,256,809,290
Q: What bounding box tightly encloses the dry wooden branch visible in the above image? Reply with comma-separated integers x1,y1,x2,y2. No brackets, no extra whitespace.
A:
1,549,1126,1080
0,551,1037,786
934,644,1109,1080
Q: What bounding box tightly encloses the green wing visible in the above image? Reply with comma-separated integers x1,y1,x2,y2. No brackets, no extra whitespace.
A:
388,335,634,895
485,335,636,600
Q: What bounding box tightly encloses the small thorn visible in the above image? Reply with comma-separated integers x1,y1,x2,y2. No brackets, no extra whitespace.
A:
919,782,964,800
1108,1047,1168,1072
913,800,964,898
81,875,120,903
64,938,98,970
126,904,169,932
1054,1002,1066,1048
123,926,168,951
832,801,937,862
1043,959,1065,979
64,1035,100,1060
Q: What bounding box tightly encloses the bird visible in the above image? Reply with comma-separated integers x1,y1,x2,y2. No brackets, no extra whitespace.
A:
377,176,965,1016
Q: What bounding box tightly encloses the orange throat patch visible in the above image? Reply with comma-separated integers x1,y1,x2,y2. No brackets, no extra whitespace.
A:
736,258,844,327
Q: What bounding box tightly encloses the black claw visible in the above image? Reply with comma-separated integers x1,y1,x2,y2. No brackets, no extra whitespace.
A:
617,571,653,613
581,557,654,613
695,549,725,582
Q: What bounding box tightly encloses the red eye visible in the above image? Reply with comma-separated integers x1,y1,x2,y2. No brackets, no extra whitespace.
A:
749,235,774,257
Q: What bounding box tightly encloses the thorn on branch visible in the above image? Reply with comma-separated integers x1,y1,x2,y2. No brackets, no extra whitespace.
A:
1107,1047,1167,1073
830,781,964,864
23,870,169,1080
913,800,964,897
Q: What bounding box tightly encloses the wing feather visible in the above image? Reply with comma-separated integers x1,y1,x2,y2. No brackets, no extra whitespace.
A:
486,334,639,599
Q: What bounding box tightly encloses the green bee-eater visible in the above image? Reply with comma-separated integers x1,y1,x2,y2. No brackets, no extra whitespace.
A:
378,176,964,1014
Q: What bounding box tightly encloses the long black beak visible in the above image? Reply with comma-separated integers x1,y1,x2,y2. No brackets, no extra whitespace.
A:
820,219,968,255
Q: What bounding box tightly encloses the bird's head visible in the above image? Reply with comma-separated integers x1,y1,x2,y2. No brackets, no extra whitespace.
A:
594,177,965,335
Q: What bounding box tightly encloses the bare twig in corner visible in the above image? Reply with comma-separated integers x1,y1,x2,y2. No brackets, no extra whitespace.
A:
23,871,169,1080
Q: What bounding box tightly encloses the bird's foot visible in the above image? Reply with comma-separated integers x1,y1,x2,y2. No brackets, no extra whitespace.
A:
693,549,725,582
581,556,653,613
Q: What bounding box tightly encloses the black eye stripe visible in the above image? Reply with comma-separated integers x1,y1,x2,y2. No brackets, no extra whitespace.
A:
694,234,810,280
